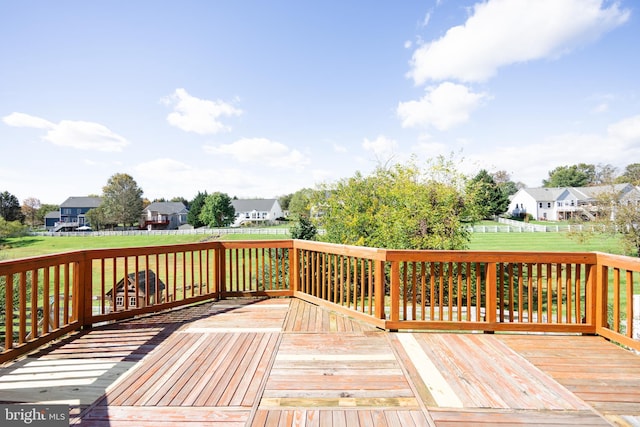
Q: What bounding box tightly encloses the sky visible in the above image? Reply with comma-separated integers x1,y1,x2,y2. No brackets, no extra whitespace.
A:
1,0,639,205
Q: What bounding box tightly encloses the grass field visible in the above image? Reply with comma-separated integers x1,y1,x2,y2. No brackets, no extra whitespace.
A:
0,228,628,261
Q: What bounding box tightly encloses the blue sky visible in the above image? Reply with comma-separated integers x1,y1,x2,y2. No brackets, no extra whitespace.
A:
1,0,639,205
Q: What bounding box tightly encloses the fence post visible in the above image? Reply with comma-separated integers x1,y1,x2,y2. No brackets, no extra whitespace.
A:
485,262,497,331
374,259,385,320
390,260,400,323
290,242,299,295
215,246,227,299
75,253,93,330
595,256,608,332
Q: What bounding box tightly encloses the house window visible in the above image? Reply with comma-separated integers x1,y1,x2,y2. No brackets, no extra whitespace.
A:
116,296,124,307
129,296,137,307
547,202,551,208
539,203,542,208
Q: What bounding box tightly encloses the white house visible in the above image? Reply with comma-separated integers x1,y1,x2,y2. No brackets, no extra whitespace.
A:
507,184,640,221
140,202,189,230
231,199,284,227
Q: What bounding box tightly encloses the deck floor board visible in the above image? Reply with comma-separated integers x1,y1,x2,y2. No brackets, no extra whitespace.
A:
0,297,637,426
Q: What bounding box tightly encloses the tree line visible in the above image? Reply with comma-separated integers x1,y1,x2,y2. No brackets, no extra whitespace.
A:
2,161,640,255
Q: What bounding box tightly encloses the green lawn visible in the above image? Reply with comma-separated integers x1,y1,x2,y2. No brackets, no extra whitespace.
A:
467,231,625,254
0,228,628,261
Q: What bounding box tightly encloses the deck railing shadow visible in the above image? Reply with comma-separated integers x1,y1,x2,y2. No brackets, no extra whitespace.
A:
1,239,639,364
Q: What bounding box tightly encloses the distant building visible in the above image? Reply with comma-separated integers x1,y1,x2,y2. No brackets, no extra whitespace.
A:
48,196,102,231
106,270,166,312
507,184,640,221
231,199,284,227
140,201,189,230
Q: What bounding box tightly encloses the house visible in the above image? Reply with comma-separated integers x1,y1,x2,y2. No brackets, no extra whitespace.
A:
106,269,165,312
140,201,189,230
48,196,102,231
507,184,640,221
231,199,284,227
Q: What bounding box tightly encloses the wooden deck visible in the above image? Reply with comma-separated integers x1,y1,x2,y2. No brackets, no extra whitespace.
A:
0,298,639,426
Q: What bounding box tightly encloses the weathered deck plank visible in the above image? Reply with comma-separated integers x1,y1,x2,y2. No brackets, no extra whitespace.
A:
0,297,637,426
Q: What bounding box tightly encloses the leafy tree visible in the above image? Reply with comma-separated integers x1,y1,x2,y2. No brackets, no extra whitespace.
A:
0,191,24,223
199,192,235,227
616,163,640,185
101,173,144,227
36,204,59,226
288,188,314,220
290,216,317,240
0,218,26,239
492,170,522,197
85,206,108,231
21,197,41,227
171,196,189,207
278,193,293,212
468,170,510,219
593,163,617,185
542,164,594,188
314,157,478,250
187,191,208,227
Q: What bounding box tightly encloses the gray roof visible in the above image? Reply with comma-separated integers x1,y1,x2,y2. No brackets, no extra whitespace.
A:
520,187,564,201
60,196,102,208
231,199,279,213
45,211,60,219
144,201,188,215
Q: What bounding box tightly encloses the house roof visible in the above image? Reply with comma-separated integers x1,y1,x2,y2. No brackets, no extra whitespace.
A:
60,196,102,208
144,201,188,215
231,199,279,213
519,187,564,201
45,211,60,219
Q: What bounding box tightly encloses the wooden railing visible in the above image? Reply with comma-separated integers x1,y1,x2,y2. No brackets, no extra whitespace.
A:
1,240,639,363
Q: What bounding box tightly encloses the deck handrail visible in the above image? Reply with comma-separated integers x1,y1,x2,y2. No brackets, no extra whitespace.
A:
1,240,638,363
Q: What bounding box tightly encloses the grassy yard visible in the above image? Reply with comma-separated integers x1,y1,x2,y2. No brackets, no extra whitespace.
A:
0,228,629,261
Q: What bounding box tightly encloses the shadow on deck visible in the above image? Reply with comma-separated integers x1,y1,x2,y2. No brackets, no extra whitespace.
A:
0,298,639,426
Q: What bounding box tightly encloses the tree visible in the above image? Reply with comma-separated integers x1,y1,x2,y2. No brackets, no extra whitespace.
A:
467,170,510,219
21,197,41,227
199,192,235,227
542,164,594,188
288,188,314,220
36,203,59,226
616,163,640,186
278,193,293,212
0,217,26,239
290,216,317,240
492,170,522,198
101,173,144,227
187,191,208,228
0,191,24,223
85,206,108,231
314,157,479,250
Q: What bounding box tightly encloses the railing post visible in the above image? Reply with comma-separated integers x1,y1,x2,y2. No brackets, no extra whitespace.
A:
485,262,497,329
75,253,93,330
595,256,608,331
374,260,385,320
216,247,227,299
290,242,299,294
390,260,400,323
586,263,597,329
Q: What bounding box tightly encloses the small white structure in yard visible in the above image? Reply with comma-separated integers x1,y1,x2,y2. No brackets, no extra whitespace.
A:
231,199,284,227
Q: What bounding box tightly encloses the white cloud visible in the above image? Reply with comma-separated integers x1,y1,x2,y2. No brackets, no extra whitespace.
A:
333,143,347,153
203,137,310,171
3,112,54,129
162,88,242,135
591,102,609,114
463,114,640,187
2,112,129,151
408,0,630,84
397,82,487,130
362,135,398,161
